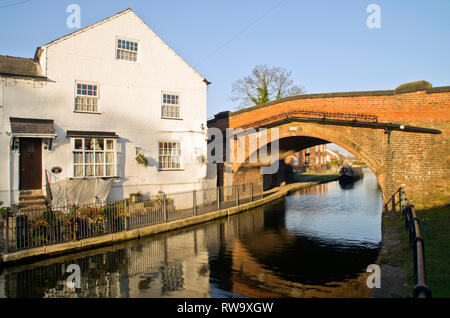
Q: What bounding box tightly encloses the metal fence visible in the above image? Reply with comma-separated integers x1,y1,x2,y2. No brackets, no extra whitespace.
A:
0,182,263,254
386,188,431,298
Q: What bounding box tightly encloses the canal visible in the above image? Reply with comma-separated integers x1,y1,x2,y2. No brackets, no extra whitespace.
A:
0,171,383,298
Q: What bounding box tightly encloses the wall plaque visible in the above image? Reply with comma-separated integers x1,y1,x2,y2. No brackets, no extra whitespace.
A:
51,166,62,174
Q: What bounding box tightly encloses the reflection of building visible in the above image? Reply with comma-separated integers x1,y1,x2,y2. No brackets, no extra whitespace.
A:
3,229,211,298
125,231,211,298
299,183,328,196
285,145,328,171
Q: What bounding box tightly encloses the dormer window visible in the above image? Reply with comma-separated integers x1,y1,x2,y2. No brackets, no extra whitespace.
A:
116,38,138,62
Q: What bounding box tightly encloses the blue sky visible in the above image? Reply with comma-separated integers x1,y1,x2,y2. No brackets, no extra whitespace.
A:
1,0,449,119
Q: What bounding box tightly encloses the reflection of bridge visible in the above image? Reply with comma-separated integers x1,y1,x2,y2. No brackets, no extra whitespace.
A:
231,240,372,298
208,81,450,209
225,203,378,297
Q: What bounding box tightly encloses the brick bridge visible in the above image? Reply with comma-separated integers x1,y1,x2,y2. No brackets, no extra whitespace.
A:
208,81,450,209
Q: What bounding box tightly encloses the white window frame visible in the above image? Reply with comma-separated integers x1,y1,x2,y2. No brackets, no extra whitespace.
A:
161,92,182,120
70,137,117,178
74,81,100,113
158,141,183,170
115,37,139,62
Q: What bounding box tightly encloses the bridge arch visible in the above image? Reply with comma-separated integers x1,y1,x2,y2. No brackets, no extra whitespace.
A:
235,123,382,171
231,122,384,194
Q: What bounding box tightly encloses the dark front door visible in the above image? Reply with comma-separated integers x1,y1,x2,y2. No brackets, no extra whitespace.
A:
19,138,42,190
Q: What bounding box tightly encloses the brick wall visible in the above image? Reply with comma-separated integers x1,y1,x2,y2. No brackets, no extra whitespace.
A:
285,145,328,171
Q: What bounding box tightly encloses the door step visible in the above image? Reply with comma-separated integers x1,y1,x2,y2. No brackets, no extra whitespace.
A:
20,189,44,196
19,195,46,201
19,189,47,210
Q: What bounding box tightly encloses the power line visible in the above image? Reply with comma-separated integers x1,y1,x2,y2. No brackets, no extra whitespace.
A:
0,0,34,9
195,0,288,67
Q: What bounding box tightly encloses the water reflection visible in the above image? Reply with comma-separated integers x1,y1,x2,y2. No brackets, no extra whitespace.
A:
0,172,382,298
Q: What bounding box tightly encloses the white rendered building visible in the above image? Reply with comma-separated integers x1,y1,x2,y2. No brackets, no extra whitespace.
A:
0,9,213,207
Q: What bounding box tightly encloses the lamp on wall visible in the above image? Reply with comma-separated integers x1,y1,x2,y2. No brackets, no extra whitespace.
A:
43,138,50,150
10,137,19,150
43,137,55,150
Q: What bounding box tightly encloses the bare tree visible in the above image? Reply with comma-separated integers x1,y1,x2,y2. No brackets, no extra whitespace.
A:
230,65,305,109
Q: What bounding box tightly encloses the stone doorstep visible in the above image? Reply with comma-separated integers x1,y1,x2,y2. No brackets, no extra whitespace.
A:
19,200,46,205
20,196,44,201
20,189,44,196
18,189,47,210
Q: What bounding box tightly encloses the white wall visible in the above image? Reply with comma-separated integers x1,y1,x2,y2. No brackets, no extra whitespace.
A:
0,10,213,206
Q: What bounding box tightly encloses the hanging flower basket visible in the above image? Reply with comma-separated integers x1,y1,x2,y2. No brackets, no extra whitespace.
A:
136,153,149,166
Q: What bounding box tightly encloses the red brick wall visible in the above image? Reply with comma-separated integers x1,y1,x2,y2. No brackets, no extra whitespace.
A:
286,145,328,171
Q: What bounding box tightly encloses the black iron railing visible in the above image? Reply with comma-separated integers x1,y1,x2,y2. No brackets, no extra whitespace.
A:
239,109,441,135
386,188,431,298
241,109,378,130
1,182,263,254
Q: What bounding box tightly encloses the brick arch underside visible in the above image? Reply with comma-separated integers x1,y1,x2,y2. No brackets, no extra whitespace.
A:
233,123,387,192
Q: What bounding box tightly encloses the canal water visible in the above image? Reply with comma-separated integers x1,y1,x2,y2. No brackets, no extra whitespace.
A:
0,172,383,298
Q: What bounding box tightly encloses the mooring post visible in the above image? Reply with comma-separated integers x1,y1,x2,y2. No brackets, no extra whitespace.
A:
399,188,403,213
250,183,254,202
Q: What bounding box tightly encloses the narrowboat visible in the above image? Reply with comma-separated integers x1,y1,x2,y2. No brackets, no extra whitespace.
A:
339,165,364,184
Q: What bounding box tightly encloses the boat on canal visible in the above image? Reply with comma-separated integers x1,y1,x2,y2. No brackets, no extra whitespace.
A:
339,165,364,184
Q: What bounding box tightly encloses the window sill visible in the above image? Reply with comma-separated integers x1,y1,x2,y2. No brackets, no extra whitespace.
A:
74,111,102,115
157,168,184,172
70,176,120,179
115,58,139,63
161,117,183,121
